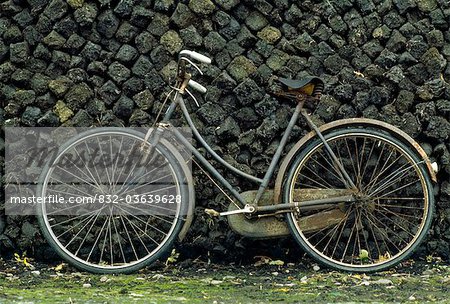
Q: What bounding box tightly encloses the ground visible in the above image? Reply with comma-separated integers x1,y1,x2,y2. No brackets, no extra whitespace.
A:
0,257,449,303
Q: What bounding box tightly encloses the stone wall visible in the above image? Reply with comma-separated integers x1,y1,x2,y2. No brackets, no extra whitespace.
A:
1,0,449,262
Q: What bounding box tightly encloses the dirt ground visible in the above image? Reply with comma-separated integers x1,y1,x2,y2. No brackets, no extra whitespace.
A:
0,256,449,303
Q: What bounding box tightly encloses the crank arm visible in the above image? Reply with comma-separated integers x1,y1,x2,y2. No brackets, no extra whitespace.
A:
204,204,255,217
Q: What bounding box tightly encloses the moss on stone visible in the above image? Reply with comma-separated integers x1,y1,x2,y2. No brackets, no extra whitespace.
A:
53,100,74,122
160,30,183,55
257,26,282,44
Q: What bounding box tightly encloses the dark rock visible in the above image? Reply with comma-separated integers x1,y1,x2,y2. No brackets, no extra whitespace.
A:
133,89,155,111
333,84,353,103
436,99,450,116
395,90,415,114
130,6,153,28
43,0,68,21
189,0,216,15
37,110,59,126
406,63,429,85
150,46,171,71
160,30,182,55
416,0,438,12
129,109,151,125
425,117,450,141
135,31,157,54
316,95,341,121
415,102,436,123
13,9,34,28
386,30,407,52
227,56,256,82
219,17,240,39
362,39,384,59
48,76,72,97
171,3,196,28
85,98,106,116
80,41,101,61
256,118,278,142
21,106,41,126
374,49,398,69
407,35,429,59
113,95,134,118
204,31,226,53
292,32,316,53
116,21,138,43
245,10,268,31
114,0,134,17
284,4,303,24
67,68,88,83
30,73,51,95
33,43,51,60
10,41,29,64
11,68,33,86
233,78,264,106
213,10,231,27
3,24,22,44
197,102,226,125
215,0,239,10
97,10,119,39
225,40,245,57
64,33,86,53
383,11,405,29
336,104,357,119
74,3,98,26
65,82,93,110
54,16,78,39
107,61,131,84
430,9,448,28
115,44,138,63
142,68,165,92
324,54,348,74
401,112,422,138
426,29,445,48
51,50,71,69
98,80,121,105
71,109,93,127
216,116,241,139
236,26,257,48
393,0,416,13
131,55,153,78
154,0,175,12
421,47,447,76
13,90,35,106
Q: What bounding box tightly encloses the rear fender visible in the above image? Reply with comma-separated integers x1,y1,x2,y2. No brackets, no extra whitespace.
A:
273,118,438,205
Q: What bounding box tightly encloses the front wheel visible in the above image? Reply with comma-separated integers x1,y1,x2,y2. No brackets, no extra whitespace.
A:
37,128,190,274
284,128,434,272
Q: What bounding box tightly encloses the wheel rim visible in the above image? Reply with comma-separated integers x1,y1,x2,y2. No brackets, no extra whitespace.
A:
39,131,183,271
287,132,430,269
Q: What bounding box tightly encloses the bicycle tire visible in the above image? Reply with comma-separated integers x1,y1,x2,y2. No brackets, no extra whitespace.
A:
37,128,190,274
284,127,434,272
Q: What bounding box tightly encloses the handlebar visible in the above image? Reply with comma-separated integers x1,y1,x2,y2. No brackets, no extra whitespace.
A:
179,50,212,64
188,79,207,94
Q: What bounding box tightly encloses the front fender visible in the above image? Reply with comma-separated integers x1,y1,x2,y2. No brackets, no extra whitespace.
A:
273,118,438,205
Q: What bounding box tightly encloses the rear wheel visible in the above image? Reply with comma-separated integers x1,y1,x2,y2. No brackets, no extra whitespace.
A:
37,128,190,274
284,128,434,272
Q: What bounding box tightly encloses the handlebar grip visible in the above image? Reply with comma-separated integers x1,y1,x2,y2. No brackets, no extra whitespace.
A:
189,51,212,64
188,79,207,94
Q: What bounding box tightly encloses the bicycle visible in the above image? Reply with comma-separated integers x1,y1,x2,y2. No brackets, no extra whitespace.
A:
37,50,437,273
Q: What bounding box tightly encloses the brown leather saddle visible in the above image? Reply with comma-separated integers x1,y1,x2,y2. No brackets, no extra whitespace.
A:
274,76,324,103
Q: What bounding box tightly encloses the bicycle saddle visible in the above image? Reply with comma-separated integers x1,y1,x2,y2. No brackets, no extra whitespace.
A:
273,76,324,103
277,76,324,93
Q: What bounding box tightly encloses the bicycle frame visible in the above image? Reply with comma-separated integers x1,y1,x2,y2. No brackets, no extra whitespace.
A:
150,91,355,213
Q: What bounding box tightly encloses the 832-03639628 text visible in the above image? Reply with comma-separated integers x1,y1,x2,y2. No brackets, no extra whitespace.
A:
9,194,181,205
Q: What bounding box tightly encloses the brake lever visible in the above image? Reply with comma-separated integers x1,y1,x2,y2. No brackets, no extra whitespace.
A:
180,57,203,75
185,88,200,107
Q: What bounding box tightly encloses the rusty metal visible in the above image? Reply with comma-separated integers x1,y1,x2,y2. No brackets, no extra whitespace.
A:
273,118,438,206
227,189,351,239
